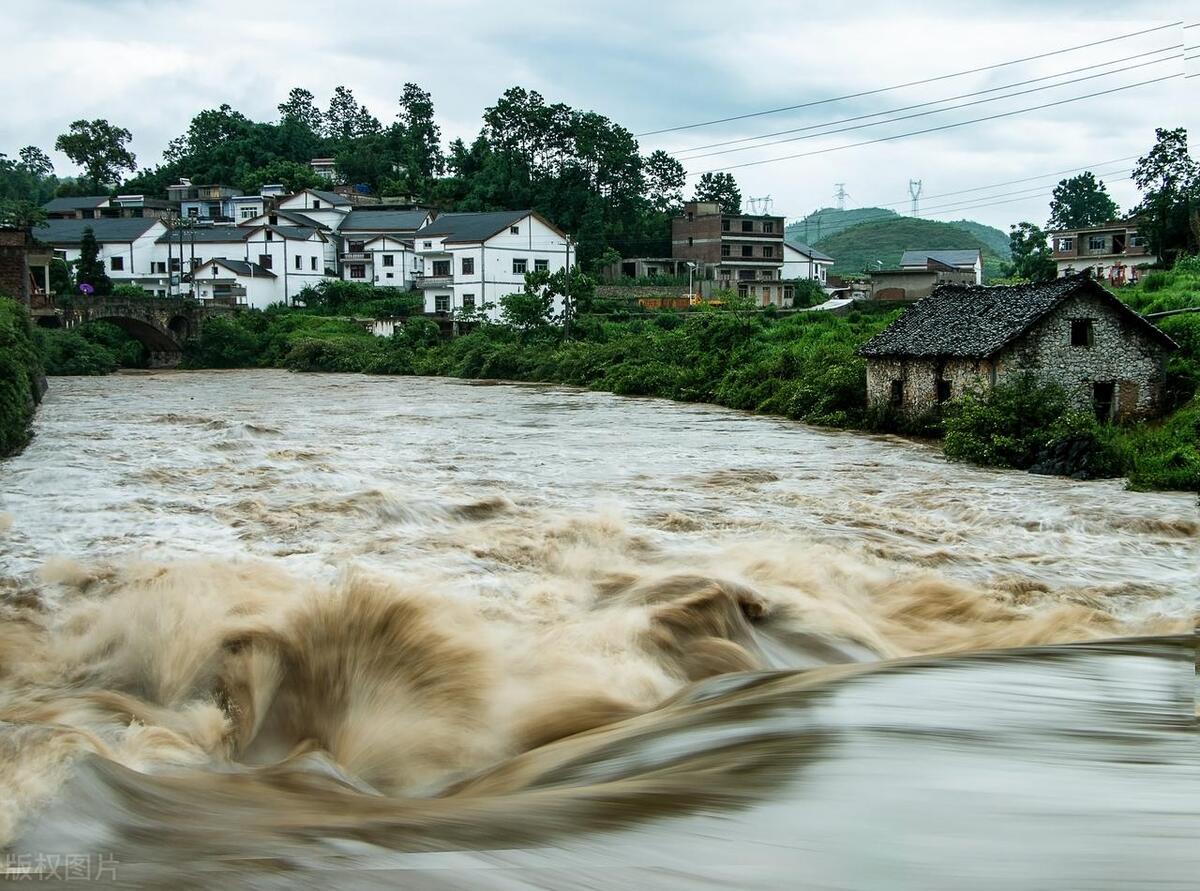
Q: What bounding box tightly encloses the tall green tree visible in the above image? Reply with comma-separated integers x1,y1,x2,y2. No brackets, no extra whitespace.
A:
277,87,324,134
54,119,136,190
394,83,445,194
1006,222,1056,281
324,86,380,142
644,150,685,213
1132,127,1198,265
17,146,54,179
76,227,112,296
692,172,741,214
1046,172,1119,230
237,159,325,195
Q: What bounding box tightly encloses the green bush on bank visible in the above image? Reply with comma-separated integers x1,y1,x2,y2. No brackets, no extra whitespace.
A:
0,297,46,456
34,321,147,375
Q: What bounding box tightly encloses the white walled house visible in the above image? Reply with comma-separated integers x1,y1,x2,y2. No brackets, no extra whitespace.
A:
276,189,352,232
782,241,833,286
413,211,571,318
39,218,172,295
191,258,277,307
231,195,267,222
156,224,329,306
240,209,338,272
341,235,420,288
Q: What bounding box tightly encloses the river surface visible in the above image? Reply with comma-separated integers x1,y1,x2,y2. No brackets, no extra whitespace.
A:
0,370,1195,888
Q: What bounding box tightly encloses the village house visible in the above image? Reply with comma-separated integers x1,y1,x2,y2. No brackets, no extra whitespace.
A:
341,235,420,289
274,188,354,232
412,210,571,318
42,195,174,220
899,249,983,284
168,179,244,222
190,258,276,307
671,201,789,306
858,274,1176,422
0,227,53,309
868,259,977,301
1048,218,1154,284
782,241,834,287
38,218,172,295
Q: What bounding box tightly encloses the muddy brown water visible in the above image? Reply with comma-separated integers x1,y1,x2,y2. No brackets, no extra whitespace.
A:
0,371,1195,888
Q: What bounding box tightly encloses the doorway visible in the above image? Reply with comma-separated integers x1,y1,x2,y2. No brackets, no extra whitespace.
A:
1092,381,1115,423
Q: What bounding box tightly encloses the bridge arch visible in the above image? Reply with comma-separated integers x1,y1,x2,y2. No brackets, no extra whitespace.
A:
167,314,190,341
88,314,182,368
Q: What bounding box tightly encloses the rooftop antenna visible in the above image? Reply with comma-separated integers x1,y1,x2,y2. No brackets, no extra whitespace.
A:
908,179,923,216
833,183,849,211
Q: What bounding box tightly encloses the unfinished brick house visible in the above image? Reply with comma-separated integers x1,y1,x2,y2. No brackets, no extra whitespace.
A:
857,274,1176,422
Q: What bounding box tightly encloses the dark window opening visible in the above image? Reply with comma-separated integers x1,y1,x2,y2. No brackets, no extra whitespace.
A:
432,260,450,276
721,244,730,257
382,254,395,267
349,264,365,279
741,245,753,257
889,380,903,406
1070,319,1094,347
741,220,753,232
110,257,124,271
1092,381,1115,423
461,257,474,274
936,379,951,403
721,219,730,232
258,254,272,269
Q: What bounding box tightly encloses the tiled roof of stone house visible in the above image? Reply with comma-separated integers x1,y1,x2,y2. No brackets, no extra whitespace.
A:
857,274,1176,359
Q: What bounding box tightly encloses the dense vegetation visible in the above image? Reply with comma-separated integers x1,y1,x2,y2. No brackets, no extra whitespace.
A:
0,298,46,456
804,216,1005,279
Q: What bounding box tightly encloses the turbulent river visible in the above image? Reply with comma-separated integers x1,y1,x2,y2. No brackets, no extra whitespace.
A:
0,370,1195,889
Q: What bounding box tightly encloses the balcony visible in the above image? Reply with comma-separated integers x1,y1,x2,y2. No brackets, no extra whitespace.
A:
413,274,453,289
341,251,373,262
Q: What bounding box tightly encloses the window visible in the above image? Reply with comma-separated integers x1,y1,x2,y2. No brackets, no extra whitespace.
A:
687,236,694,247
1056,237,1074,252
169,258,181,272
737,284,748,298
435,295,450,312
721,219,730,232
741,245,753,257
311,256,318,271
462,294,475,312
763,221,774,233
461,256,474,275
1092,381,1115,423
382,254,395,267
259,254,272,270
737,270,755,280
1070,319,1094,347
187,207,198,218
266,230,274,241
534,258,549,272
385,272,394,279
240,208,255,220
110,257,124,271
348,241,365,252
295,254,302,270
349,264,366,279
889,380,903,406
423,241,432,249
312,200,321,209
741,220,753,232
936,379,951,403
432,259,450,276
1088,235,1106,252
513,258,528,274
268,215,278,226
762,246,774,258
510,225,520,235
721,244,731,257
152,261,166,274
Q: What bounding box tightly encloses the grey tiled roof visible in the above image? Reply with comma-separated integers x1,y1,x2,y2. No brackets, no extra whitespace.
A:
339,209,429,232
786,240,834,262
201,258,277,278
37,217,160,244
42,196,111,211
155,227,250,244
307,188,350,206
899,249,981,268
417,210,531,243
857,274,1175,359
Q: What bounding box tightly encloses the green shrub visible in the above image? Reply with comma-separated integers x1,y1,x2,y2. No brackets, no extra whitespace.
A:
943,378,1070,469
33,328,119,376
0,298,46,456
1140,271,1169,293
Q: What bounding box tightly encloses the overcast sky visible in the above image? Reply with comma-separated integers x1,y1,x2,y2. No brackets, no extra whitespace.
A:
2,0,1195,232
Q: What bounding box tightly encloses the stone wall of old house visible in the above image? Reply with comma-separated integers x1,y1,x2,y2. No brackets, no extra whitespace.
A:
865,356,993,412
0,230,32,305
995,291,1169,418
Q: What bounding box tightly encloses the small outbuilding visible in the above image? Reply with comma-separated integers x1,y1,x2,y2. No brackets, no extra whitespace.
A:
857,274,1177,421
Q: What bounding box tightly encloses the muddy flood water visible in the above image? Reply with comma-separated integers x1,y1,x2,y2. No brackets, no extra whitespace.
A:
0,370,1195,889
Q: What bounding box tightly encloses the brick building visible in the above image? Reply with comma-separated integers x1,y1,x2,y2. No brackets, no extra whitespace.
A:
858,274,1176,421
0,228,52,308
1049,218,1154,284
671,201,789,306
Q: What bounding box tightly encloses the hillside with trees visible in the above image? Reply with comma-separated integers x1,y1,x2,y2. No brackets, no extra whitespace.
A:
786,207,1009,258
807,217,1005,278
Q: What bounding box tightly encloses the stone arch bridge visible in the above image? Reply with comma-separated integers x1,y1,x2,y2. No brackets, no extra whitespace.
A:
55,298,238,367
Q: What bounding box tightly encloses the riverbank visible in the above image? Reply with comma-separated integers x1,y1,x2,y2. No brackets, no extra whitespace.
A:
0,298,46,457
25,271,1200,492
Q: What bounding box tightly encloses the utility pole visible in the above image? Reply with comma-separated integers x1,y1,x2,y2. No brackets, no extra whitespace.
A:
908,179,923,217
833,183,849,211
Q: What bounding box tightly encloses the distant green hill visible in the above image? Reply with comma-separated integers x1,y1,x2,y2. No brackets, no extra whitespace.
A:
786,208,1012,280
805,217,1007,280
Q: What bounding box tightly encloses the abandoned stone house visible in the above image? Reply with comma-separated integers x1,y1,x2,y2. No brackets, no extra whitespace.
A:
857,274,1177,421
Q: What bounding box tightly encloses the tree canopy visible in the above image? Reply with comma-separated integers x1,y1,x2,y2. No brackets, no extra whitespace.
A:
692,172,742,214
54,119,137,190
1046,172,1119,230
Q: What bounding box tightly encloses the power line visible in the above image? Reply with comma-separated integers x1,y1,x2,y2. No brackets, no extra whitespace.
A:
678,54,1181,163
635,22,1183,137
867,162,1136,211
669,44,1180,156
686,73,1182,177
